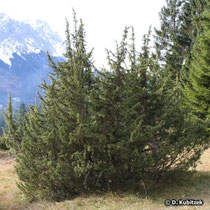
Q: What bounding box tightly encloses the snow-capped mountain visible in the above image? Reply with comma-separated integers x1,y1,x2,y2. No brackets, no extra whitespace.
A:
0,13,64,66
0,13,65,108
24,19,64,57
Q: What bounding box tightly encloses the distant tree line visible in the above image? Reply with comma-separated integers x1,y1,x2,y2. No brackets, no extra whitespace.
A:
0,101,27,150
1,0,209,201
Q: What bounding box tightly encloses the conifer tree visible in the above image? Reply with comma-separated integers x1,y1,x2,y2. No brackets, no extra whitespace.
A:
86,27,130,188
16,103,49,198
124,27,209,181
122,28,154,180
16,13,96,200
15,11,210,202
0,110,7,149
0,110,6,136
91,26,209,185
17,102,27,126
2,94,22,151
155,0,184,81
182,1,210,121
155,0,206,81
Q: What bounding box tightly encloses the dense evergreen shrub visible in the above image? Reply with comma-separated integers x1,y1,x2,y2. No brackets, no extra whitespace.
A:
12,9,209,201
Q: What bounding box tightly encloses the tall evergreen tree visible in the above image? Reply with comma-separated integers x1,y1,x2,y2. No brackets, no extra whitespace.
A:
17,102,27,126
182,1,210,121
155,0,206,82
155,0,184,81
2,94,22,151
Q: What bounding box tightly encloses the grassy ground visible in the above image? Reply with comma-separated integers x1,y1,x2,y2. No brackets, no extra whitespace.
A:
1,149,210,210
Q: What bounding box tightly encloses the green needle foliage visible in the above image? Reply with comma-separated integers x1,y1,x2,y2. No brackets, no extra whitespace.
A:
2,94,23,151
17,102,27,126
155,0,206,82
182,1,210,120
16,13,96,201
12,7,209,202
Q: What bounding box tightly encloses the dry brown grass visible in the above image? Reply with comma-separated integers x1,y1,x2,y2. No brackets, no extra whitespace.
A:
0,149,210,210
0,150,28,210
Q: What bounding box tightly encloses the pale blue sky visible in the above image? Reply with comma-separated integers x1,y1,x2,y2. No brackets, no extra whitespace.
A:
1,0,165,67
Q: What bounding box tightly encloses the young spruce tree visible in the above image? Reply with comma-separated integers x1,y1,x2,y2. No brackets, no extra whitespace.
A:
182,1,210,126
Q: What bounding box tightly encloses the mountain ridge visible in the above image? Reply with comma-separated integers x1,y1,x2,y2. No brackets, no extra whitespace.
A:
0,13,65,108
0,13,64,66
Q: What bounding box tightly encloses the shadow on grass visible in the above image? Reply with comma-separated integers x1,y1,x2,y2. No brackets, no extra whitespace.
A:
70,170,209,199
1,148,210,208
110,170,210,204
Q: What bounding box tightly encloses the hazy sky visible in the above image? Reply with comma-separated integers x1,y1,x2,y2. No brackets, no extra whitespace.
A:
1,0,165,67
